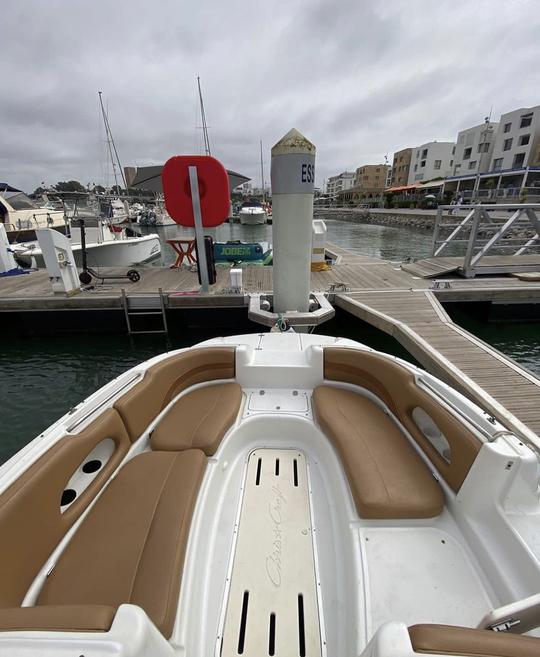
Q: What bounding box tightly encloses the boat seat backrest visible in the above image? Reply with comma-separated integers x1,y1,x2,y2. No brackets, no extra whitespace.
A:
0,408,130,608
409,624,540,657
150,382,242,455
113,346,236,442
324,347,481,492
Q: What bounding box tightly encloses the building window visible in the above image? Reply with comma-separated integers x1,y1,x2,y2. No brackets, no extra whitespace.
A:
450,160,453,166
477,142,490,153
512,153,525,168
420,160,426,168
469,161,477,169
452,145,456,154
434,160,441,170
519,134,530,146
503,122,511,133
414,173,424,181
463,147,472,160
421,149,428,158
414,164,418,172
503,138,513,151
493,158,503,171
520,113,533,129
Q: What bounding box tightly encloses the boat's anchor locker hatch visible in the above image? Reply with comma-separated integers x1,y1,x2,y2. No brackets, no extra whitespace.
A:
219,449,324,657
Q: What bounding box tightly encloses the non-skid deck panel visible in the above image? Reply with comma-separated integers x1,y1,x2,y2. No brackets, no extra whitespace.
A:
362,527,493,632
336,290,540,440
220,449,322,657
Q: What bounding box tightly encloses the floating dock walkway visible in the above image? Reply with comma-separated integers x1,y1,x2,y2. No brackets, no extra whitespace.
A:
2,242,540,445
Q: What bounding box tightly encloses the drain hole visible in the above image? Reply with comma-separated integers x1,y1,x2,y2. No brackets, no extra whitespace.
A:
82,459,102,474
275,459,280,476
298,594,305,656
238,590,249,654
293,459,298,487
268,613,276,655
256,458,262,486
60,489,77,507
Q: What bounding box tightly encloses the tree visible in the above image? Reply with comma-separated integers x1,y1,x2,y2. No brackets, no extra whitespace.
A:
93,185,106,194
32,186,47,196
55,180,86,193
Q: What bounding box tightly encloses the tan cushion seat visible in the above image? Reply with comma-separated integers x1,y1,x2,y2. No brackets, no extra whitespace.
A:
313,386,444,519
409,624,540,657
0,605,116,632
38,449,206,637
151,383,242,455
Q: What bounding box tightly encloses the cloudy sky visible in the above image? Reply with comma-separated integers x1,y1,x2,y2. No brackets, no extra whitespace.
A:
2,0,539,193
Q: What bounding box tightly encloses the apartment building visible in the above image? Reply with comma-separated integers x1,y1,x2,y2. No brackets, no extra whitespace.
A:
452,119,499,176
390,148,412,186
408,142,455,184
325,171,356,198
354,164,390,196
490,105,540,171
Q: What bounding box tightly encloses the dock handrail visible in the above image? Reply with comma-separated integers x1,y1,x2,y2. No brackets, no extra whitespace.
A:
431,203,540,277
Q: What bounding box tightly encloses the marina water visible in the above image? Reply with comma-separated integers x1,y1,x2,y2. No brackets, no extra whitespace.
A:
1,219,539,464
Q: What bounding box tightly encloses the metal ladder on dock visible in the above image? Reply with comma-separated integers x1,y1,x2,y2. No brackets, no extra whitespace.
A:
121,288,168,335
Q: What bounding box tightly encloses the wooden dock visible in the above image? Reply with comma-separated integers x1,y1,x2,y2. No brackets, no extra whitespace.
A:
2,242,540,445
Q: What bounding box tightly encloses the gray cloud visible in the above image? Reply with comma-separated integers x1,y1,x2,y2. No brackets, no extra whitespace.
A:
1,0,539,192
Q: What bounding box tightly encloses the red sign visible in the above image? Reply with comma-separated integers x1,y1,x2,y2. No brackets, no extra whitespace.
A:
162,155,230,227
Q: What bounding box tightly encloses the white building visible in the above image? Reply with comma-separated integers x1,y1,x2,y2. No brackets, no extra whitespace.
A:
408,141,455,184
325,171,356,198
453,119,499,176
490,105,540,171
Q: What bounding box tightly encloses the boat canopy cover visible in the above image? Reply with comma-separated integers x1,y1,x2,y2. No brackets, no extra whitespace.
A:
0,183,23,193
127,165,250,193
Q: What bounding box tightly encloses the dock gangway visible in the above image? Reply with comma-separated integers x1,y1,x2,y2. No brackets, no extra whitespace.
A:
404,204,540,278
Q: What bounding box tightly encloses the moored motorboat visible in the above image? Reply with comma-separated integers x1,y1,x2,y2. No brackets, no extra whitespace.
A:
238,199,268,225
13,221,161,268
1,332,540,656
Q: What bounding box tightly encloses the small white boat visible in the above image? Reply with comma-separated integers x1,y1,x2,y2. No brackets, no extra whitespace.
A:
13,221,160,269
239,199,268,225
1,332,539,656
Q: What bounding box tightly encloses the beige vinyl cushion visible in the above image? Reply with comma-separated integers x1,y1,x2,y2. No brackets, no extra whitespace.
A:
151,383,242,455
313,386,444,519
409,624,540,657
0,408,131,608
324,347,481,493
38,450,206,638
0,605,116,632
114,347,236,442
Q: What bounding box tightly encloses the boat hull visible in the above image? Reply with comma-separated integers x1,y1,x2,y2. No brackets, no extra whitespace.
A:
239,208,267,225
16,234,161,269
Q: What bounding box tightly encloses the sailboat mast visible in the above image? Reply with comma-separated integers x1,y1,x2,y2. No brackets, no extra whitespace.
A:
98,91,127,190
260,140,265,202
197,76,211,156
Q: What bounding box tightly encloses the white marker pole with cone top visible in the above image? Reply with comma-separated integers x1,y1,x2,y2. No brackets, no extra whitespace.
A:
271,128,316,314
